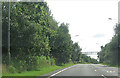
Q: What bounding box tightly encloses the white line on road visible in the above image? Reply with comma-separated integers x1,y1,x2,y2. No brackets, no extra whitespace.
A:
47,65,75,78
94,70,97,71
101,74,107,78
110,71,112,73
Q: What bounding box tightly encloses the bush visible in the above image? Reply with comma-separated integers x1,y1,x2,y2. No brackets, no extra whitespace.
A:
25,55,53,71
50,57,55,65
2,55,56,74
8,65,17,73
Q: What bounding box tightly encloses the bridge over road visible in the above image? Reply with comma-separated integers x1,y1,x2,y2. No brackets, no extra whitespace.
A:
81,52,99,61
81,51,99,55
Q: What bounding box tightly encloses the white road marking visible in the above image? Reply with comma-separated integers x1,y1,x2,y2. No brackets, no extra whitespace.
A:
101,75,104,76
94,70,97,71
101,74,107,78
47,65,75,78
110,71,112,73
105,70,116,73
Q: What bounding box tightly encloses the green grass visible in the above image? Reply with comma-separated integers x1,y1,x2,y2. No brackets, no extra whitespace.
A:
2,63,75,77
99,63,120,67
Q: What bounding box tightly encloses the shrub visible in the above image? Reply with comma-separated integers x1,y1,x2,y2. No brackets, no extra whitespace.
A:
50,57,55,65
2,55,56,73
8,65,17,73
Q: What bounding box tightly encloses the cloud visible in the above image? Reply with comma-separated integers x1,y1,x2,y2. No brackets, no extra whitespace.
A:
93,34,105,38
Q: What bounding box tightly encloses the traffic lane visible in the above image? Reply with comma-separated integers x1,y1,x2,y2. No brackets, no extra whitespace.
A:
55,64,102,76
91,64,118,76
55,64,118,77
39,64,119,78
41,65,77,77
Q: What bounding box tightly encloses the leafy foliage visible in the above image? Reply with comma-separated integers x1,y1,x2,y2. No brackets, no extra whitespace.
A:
98,24,119,66
2,2,98,74
71,42,82,63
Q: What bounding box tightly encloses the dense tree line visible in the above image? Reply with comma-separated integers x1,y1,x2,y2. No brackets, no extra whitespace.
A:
98,24,120,66
2,2,73,66
2,2,98,73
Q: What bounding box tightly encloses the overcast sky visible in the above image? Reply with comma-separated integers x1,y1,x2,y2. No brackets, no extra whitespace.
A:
45,0,118,53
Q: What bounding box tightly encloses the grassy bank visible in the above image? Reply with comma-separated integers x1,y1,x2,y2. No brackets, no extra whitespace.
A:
99,63,120,67
2,63,75,77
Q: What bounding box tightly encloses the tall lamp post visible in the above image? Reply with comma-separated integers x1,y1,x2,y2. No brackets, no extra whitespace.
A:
108,18,119,23
8,1,10,65
108,18,120,35
72,35,79,43
108,17,119,66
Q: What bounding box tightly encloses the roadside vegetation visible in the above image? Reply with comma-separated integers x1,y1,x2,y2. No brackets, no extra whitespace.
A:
2,63,75,76
98,24,120,67
99,63,120,67
2,2,98,76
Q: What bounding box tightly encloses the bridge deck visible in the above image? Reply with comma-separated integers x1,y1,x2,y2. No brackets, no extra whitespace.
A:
81,52,99,55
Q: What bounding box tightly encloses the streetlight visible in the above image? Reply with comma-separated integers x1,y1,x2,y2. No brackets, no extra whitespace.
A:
71,35,79,43
108,17,120,35
108,18,112,20
8,1,11,65
71,35,79,37
75,35,79,37
108,18,119,23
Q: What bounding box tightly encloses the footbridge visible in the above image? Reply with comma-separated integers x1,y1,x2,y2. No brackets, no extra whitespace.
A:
81,51,99,55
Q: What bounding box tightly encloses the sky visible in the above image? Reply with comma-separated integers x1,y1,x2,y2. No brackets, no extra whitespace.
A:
45,0,118,56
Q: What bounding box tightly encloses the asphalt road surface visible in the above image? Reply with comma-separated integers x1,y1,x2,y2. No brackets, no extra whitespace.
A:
40,64,119,78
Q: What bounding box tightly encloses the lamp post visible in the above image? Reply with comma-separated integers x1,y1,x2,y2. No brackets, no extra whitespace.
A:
72,35,79,43
108,18,119,65
108,18,119,23
108,18,120,35
8,1,11,65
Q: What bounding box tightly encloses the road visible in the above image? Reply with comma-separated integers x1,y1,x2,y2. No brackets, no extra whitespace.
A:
40,64,119,78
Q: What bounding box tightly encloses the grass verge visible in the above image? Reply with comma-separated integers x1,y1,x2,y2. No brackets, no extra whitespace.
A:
99,63,120,67
2,63,75,77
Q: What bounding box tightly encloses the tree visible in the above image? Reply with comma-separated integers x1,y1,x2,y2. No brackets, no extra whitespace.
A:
71,42,82,63
49,23,73,65
98,24,119,65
